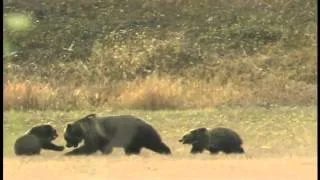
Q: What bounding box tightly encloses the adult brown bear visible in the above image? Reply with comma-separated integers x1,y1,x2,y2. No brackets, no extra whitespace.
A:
64,114,171,156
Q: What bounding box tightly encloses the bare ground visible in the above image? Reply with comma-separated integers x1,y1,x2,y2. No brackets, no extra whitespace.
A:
4,155,316,180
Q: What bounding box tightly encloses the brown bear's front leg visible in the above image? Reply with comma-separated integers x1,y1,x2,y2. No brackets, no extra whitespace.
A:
100,143,114,155
191,144,205,154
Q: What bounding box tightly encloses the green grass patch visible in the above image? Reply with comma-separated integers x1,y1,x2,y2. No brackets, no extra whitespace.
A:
4,106,317,157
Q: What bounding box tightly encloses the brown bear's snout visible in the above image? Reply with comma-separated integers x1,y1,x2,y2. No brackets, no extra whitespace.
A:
66,143,73,148
66,142,78,148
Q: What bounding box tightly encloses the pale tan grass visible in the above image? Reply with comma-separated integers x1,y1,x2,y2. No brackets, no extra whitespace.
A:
4,156,316,180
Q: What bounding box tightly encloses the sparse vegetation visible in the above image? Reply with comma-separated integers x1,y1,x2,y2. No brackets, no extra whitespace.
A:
4,0,316,110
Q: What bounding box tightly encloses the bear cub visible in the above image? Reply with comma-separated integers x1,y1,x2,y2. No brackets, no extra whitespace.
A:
14,124,64,156
179,127,244,155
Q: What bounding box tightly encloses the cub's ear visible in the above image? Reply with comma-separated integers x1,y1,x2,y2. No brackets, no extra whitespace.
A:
197,128,207,132
86,114,96,119
47,124,55,130
66,124,72,131
190,127,207,134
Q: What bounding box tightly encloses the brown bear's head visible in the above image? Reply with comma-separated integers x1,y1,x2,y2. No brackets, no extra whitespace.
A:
64,114,96,148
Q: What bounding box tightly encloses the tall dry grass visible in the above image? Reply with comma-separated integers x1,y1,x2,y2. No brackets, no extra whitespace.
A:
4,71,316,111
4,81,109,110
116,75,253,110
4,44,316,111
4,81,55,110
4,77,252,111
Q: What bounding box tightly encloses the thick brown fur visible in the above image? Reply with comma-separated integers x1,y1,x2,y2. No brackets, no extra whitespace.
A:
14,124,64,156
179,127,245,154
64,114,171,156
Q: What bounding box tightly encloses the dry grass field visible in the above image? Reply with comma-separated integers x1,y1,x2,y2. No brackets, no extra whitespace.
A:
4,1,316,179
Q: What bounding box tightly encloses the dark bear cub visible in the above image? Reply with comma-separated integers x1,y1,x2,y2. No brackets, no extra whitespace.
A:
64,114,171,156
179,127,244,155
14,124,64,156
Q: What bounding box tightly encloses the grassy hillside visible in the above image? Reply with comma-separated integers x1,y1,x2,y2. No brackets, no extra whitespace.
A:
4,0,317,110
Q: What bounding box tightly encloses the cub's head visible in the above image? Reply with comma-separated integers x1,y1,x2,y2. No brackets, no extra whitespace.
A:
28,124,58,141
64,114,96,148
179,128,208,145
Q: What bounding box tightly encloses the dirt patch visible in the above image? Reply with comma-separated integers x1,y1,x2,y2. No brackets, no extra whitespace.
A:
4,156,316,180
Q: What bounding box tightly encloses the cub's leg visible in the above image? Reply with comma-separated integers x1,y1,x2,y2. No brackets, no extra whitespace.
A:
207,147,220,154
65,145,98,156
42,142,64,151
